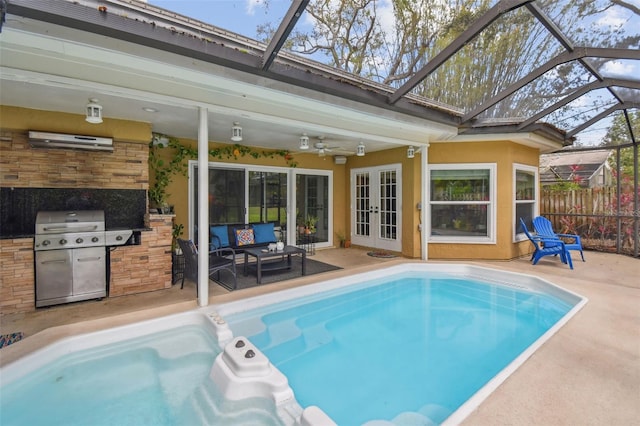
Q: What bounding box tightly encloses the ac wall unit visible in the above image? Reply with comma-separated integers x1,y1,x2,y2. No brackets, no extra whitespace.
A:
28,131,114,152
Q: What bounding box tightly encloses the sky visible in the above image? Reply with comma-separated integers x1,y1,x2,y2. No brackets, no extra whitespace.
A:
145,0,639,146
148,0,296,38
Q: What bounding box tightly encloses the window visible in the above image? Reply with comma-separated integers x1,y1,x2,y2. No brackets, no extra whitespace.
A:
514,164,538,241
429,164,496,243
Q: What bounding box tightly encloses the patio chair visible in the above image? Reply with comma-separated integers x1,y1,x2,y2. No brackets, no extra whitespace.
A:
519,218,573,269
177,238,238,292
533,216,585,262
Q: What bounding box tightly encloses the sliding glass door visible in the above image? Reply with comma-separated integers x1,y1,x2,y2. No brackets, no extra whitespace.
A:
248,170,288,242
190,162,331,248
295,173,330,244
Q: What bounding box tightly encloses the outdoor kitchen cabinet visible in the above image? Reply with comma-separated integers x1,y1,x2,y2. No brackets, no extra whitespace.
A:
35,246,107,307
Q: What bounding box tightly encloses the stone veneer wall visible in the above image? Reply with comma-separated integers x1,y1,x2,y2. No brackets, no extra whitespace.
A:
0,130,175,315
109,214,173,297
0,238,35,315
0,131,148,189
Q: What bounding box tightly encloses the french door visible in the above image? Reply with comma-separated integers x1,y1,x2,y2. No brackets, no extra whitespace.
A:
351,165,402,252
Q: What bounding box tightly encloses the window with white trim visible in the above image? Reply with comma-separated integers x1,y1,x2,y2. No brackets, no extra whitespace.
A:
514,164,538,241
429,164,496,243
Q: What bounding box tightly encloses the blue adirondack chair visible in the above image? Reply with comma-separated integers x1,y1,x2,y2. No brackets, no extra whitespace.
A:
519,218,573,269
533,216,585,262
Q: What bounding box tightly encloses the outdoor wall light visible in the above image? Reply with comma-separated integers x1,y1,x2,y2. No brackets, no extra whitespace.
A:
231,122,243,142
356,141,365,157
85,98,103,124
299,133,309,150
407,145,426,158
407,146,415,158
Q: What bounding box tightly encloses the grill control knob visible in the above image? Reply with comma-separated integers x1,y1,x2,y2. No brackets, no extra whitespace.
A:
76,238,84,244
92,236,99,243
59,239,67,245
116,235,123,241
42,240,50,246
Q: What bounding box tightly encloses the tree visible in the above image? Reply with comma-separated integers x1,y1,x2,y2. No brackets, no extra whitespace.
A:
602,110,639,181
258,0,639,122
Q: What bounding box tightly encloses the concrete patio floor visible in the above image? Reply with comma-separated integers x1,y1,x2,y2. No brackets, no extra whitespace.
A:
1,248,638,425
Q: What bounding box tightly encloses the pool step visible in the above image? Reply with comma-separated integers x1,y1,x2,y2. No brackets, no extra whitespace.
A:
186,381,283,425
257,283,416,352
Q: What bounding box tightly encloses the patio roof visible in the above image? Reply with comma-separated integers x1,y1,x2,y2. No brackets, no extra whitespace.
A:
0,0,638,152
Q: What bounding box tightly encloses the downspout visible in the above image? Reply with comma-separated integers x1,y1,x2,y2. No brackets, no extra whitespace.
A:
197,107,209,305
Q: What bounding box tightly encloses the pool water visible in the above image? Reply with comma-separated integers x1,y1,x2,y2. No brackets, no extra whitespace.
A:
0,325,280,426
224,274,574,424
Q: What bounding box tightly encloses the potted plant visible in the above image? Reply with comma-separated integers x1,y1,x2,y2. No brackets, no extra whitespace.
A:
336,230,349,248
172,223,184,252
305,216,317,234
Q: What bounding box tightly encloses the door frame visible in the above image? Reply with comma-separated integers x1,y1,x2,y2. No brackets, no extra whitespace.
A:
350,164,402,252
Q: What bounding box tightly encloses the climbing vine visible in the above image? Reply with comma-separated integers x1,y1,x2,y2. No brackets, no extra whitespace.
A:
149,133,297,206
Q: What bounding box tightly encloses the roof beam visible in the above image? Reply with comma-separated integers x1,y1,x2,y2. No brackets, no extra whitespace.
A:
566,102,640,138
387,0,534,105
517,78,640,130
462,48,640,123
5,0,460,127
525,2,625,105
261,0,309,71
623,109,637,147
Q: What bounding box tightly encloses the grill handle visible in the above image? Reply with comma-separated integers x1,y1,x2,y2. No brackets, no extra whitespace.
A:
41,259,67,265
43,225,99,232
77,257,102,262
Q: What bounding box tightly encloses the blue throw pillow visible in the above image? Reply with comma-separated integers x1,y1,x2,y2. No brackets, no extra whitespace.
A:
210,225,229,249
252,223,276,244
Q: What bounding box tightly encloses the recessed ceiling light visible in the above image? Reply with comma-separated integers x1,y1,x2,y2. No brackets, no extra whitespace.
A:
142,107,158,113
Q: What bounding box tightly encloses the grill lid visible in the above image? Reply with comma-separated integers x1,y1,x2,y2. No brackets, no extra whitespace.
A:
35,210,105,234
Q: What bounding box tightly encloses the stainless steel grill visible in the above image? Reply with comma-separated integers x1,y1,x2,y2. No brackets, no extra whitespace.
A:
34,210,132,308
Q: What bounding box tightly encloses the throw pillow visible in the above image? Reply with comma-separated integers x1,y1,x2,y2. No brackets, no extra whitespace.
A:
252,223,276,244
235,228,255,246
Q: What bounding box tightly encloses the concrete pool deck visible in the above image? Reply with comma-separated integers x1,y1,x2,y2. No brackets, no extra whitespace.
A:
1,249,638,425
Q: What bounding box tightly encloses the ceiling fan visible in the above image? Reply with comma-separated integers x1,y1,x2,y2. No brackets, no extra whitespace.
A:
312,137,343,157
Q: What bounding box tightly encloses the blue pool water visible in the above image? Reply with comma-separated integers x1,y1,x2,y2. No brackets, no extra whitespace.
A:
1,325,222,426
224,273,574,425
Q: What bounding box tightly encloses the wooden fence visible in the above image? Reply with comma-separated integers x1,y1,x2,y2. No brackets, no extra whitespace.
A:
540,187,639,257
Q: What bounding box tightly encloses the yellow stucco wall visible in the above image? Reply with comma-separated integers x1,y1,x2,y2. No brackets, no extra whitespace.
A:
428,140,539,260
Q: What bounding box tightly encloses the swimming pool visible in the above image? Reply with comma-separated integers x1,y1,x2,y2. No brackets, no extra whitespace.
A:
214,263,587,425
0,264,586,425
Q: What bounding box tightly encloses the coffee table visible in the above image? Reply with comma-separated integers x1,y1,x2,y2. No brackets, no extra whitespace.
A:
243,245,306,284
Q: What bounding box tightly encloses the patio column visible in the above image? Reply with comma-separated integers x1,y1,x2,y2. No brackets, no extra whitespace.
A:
421,144,429,260
197,107,209,306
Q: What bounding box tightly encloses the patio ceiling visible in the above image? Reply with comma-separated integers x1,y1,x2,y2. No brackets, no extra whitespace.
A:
0,0,638,152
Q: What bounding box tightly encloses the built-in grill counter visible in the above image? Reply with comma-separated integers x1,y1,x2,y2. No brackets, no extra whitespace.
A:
34,210,136,307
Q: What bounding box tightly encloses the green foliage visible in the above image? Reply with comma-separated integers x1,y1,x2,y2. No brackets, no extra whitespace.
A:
172,223,184,250
149,133,297,206
148,134,197,206
602,111,639,182
172,223,184,239
305,215,317,233
547,181,582,191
